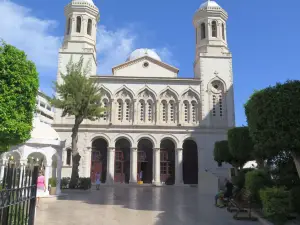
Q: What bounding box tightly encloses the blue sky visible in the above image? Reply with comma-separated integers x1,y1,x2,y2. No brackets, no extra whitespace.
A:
0,0,299,126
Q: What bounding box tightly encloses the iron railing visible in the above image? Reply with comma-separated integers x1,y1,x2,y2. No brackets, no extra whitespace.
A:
0,165,38,225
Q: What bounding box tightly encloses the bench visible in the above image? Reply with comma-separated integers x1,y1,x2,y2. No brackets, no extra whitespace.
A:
227,188,258,221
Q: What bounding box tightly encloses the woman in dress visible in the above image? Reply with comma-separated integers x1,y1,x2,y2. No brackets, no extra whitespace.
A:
95,172,101,190
36,171,46,207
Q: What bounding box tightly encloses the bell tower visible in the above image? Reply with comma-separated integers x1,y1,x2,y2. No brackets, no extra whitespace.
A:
193,0,235,128
57,0,100,84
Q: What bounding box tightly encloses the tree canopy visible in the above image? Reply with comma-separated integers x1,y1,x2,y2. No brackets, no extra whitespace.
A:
244,80,300,157
51,56,105,187
0,42,39,151
214,140,232,165
227,126,254,168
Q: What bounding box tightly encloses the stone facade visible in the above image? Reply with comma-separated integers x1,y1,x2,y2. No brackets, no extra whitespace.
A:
53,0,235,185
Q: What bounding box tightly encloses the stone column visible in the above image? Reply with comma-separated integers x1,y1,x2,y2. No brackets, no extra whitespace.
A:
19,160,27,187
130,147,138,184
175,148,183,185
44,160,52,195
0,159,7,182
153,148,161,186
106,147,115,184
56,158,62,195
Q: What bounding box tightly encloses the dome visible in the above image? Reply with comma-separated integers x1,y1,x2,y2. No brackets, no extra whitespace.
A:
30,116,61,141
199,0,221,9
72,0,94,5
127,48,162,62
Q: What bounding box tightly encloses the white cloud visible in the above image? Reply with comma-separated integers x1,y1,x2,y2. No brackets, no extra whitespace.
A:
0,1,61,68
96,25,137,74
0,0,177,78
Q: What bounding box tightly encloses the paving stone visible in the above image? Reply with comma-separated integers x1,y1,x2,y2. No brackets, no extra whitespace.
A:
35,186,261,225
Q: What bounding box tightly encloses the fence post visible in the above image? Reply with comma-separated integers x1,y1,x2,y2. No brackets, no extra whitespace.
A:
28,166,38,225
2,165,13,225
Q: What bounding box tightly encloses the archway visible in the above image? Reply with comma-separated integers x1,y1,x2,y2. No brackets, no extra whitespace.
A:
137,139,153,183
160,139,175,185
182,140,198,184
115,138,131,183
91,138,108,183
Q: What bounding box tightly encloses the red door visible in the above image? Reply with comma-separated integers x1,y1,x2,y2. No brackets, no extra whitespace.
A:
114,150,125,183
90,151,103,183
160,150,174,184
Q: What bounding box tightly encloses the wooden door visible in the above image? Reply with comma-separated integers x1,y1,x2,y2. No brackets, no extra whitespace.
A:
114,150,125,183
160,150,174,184
90,151,103,183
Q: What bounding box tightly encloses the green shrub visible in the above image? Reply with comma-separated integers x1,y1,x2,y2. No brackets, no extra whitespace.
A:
49,177,57,187
290,186,300,214
61,177,70,189
78,177,91,190
232,168,255,189
260,187,290,225
245,169,272,202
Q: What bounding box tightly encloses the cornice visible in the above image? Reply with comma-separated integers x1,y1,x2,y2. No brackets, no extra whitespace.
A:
112,56,179,74
90,75,201,84
52,123,230,134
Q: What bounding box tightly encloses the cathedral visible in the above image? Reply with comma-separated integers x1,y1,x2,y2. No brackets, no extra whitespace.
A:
53,0,235,186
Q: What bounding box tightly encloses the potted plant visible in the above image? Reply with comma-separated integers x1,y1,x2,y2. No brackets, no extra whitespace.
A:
49,178,57,195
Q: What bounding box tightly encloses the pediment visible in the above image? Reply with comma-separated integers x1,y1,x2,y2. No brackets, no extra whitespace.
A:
112,56,179,78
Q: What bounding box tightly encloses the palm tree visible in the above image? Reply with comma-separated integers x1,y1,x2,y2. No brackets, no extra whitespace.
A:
51,56,106,188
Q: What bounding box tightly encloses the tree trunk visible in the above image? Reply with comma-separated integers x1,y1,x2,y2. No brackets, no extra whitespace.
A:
291,152,300,179
69,119,82,189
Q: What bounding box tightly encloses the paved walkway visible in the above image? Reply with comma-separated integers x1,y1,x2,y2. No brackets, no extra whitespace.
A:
35,186,261,225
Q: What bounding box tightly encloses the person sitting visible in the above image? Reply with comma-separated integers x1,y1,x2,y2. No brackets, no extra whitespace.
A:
215,178,233,207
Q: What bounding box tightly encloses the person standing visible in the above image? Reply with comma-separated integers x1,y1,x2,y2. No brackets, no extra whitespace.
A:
36,171,46,207
95,172,101,190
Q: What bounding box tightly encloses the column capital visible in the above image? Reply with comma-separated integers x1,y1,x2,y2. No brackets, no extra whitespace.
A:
108,147,115,152
176,148,183,151
19,160,27,166
130,147,138,152
153,148,160,152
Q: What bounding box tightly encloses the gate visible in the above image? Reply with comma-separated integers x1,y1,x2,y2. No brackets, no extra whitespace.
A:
114,150,124,183
160,150,174,185
0,164,38,225
91,150,103,183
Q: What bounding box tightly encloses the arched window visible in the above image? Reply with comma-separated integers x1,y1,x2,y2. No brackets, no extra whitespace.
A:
140,100,145,122
219,95,223,117
147,101,153,122
87,19,92,36
212,21,217,37
169,101,175,122
117,100,122,121
201,23,206,39
102,99,108,121
184,101,189,122
67,18,71,35
191,101,197,122
125,100,130,121
212,95,217,116
222,23,225,40
76,16,81,33
66,149,72,165
162,101,167,122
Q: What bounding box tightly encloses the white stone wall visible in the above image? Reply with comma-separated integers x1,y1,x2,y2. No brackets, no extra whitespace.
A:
58,128,231,179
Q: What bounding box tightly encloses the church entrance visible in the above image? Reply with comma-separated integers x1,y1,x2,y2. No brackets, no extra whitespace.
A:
115,138,131,183
137,139,153,183
183,140,198,184
91,138,107,183
160,139,175,185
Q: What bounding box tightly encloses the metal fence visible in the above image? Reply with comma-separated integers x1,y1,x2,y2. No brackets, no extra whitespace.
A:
0,164,38,225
